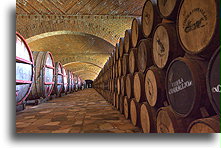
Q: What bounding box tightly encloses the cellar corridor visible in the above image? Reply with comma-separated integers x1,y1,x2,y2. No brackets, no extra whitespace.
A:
16,89,141,133
16,0,220,134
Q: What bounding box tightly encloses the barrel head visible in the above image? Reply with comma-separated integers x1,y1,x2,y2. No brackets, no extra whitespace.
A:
178,0,219,55
207,47,220,115
166,59,195,117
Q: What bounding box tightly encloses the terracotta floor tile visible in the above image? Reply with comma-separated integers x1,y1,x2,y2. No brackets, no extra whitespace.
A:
16,89,141,133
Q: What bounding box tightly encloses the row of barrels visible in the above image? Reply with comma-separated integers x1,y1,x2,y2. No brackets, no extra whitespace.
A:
16,32,85,111
94,0,220,133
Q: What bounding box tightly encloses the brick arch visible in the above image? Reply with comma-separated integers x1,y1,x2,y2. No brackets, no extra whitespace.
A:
16,15,134,45
54,52,110,68
64,61,101,78
27,31,113,70
78,73,98,81
64,61,102,69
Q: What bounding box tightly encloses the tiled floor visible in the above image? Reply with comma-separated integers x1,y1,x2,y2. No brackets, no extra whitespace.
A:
16,88,141,133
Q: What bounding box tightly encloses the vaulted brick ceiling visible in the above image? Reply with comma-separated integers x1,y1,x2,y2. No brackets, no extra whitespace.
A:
16,0,145,15
16,0,145,80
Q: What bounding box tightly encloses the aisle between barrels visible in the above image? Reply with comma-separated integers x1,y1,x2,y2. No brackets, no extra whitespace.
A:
16,89,141,133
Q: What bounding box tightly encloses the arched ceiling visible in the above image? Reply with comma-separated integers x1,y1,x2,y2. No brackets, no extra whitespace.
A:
16,0,145,16
16,0,146,80
28,31,114,80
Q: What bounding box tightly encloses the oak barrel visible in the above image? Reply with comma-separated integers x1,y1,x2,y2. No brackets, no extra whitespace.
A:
117,77,121,94
114,78,117,92
67,70,73,93
119,38,125,58
126,74,134,99
142,0,162,38
52,62,63,96
145,66,166,107
130,99,142,127
62,67,68,93
157,0,182,20
177,0,220,58
115,63,118,78
137,39,153,73
119,95,124,114
115,43,120,61
112,64,116,79
124,96,131,119
124,29,132,53
122,54,129,76
153,23,184,69
129,48,138,74
16,32,34,105
120,76,127,96
188,115,220,133
131,17,143,48
71,73,77,91
140,102,157,133
134,72,146,103
116,94,120,110
118,58,123,77
166,57,213,117
156,106,187,133
206,47,220,116
113,92,117,107
27,51,55,100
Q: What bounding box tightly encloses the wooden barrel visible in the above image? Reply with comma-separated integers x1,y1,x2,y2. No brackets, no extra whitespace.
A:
145,66,166,107
52,62,63,96
116,94,120,110
112,65,116,79
62,67,68,93
131,17,143,48
72,74,78,92
113,92,117,107
188,115,220,133
119,38,125,58
156,106,188,133
120,76,127,96
124,29,132,53
119,95,124,114
157,0,182,20
67,70,73,93
114,78,117,92
115,43,120,61
122,54,129,76
130,99,141,127
126,74,134,99
140,102,157,133
27,51,55,100
117,77,121,94
118,58,123,77
124,96,131,119
166,57,213,118
137,39,153,73
142,0,162,38
134,72,146,102
16,32,34,106
129,48,138,74
206,47,220,115
108,79,112,92
113,50,116,64
115,62,118,78
177,0,219,58
111,79,115,92
74,75,80,91
153,23,184,69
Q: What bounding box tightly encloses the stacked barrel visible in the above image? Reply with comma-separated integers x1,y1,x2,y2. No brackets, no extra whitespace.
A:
94,0,220,133
16,32,85,111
